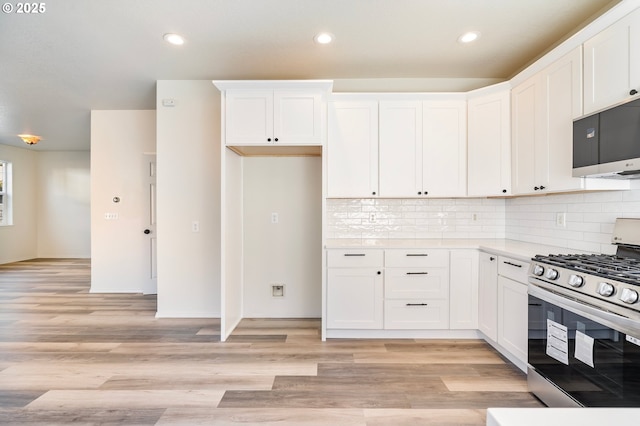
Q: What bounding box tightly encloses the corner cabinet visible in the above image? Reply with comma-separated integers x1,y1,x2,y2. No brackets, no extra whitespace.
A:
214,80,332,147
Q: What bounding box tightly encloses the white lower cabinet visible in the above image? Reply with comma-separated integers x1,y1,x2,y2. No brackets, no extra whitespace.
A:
384,249,450,329
327,268,383,329
384,299,449,329
478,252,498,341
497,275,528,365
326,250,383,329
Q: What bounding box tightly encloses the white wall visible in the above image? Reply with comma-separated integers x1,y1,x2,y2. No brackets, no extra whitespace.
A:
90,110,156,292
156,80,221,318
36,151,90,258
242,157,322,318
327,198,506,239
0,144,37,264
505,186,640,254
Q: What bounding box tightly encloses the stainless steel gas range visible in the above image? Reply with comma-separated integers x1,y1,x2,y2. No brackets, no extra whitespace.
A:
527,218,640,407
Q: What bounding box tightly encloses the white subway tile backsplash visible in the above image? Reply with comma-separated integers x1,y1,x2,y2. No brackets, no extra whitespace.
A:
327,189,640,251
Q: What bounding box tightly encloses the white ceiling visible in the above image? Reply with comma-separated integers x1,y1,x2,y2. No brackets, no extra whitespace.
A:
0,0,620,151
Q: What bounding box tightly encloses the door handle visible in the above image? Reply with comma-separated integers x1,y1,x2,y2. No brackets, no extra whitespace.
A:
144,229,151,234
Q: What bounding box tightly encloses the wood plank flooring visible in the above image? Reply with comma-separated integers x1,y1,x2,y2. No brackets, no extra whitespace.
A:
0,259,543,425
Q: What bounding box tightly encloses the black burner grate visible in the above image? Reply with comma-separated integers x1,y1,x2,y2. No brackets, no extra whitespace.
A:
533,254,640,286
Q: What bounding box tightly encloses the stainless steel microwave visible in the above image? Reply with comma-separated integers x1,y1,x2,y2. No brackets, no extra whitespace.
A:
573,97,640,179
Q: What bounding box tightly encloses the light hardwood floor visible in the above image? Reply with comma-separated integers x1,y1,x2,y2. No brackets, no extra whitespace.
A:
0,259,543,425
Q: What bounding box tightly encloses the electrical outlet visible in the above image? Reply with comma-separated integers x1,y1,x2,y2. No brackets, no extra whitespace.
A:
472,213,478,222
369,213,376,223
271,212,279,224
556,212,566,228
192,221,200,232
271,284,284,297
104,213,119,220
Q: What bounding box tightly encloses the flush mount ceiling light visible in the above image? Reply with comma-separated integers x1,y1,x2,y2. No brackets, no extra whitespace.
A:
458,31,481,43
17,134,41,145
314,32,334,45
163,33,185,46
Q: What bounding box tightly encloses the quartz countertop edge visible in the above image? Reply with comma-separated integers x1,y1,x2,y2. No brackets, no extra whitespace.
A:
324,238,592,263
486,407,640,426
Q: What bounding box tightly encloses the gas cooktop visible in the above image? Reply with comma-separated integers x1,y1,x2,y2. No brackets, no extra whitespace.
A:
533,254,640,286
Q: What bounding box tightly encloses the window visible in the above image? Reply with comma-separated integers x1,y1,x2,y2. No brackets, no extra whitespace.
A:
0,160,11,226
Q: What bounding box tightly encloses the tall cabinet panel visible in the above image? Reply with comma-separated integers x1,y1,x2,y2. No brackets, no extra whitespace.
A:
379,101,422,197
327,101,379,197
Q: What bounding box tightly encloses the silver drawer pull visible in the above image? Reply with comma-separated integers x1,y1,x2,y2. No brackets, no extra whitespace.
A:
503,261,522,268
406,254,428,257
406,303,428,306
344,254,366,257
406,272,429,275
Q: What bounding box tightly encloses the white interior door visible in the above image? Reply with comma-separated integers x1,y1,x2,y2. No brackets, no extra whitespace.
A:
143,154,157,294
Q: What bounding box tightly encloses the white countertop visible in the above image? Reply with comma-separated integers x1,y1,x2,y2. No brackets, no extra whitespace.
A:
487,408,640,426
325,238,588,262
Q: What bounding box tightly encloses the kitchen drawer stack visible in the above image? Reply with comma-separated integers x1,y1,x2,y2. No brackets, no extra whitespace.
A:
326,248,450,331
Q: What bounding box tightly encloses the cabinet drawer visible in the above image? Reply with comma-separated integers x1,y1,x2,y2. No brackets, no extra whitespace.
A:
327,249,383,268
384,299,449,329
385,268,449,299
385,249,449,268
497,256,530,284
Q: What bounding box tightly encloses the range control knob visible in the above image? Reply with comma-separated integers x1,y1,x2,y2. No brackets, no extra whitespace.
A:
532,265,545,276
597,282,615,297
620,288,639,304
545,268,559,280
568,274,584,288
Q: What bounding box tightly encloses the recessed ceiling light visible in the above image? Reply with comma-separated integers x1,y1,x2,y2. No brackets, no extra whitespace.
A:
458,31,480,43
314,32,334,45
163,33,185,46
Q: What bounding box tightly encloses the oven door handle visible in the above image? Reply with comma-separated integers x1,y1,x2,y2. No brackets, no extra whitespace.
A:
528,279,640,337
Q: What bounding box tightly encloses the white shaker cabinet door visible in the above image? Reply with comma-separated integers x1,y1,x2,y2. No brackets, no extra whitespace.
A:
467,86,511,197
225,90,274,145
421,100,467,197
327,101,379,197
584,8,640,115
478,252,498,341
327,268,383,329
378,101,422,197
497,276,528,365
274,91,323,145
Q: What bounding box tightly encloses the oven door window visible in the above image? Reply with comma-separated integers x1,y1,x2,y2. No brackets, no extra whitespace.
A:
528,294,640,407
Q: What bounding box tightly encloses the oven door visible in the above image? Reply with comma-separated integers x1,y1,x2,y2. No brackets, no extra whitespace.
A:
528,282,640,407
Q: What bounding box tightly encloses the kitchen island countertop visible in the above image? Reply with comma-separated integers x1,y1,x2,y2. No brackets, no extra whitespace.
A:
325,238,593,263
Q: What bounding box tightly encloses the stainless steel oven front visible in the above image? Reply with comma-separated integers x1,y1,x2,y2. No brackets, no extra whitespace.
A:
527,281,640,407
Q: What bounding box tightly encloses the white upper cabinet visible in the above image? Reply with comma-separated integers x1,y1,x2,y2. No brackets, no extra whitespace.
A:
378,98,467,198
511,73,545,195
467,84,511,197
584,7,640,115
422,100,467,197
327,101,379,197
512,47,629,195
215,81,332,147
379,101,423,197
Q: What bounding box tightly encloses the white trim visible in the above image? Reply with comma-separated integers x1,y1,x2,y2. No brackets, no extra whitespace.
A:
325,329,481,339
